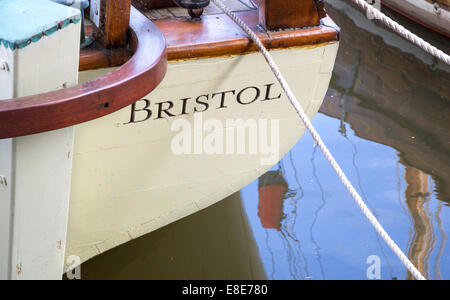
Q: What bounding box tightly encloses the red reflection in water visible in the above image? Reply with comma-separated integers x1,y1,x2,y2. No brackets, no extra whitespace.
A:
258,171,288,231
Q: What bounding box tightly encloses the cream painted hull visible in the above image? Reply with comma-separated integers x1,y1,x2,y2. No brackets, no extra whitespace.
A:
66,42,339,266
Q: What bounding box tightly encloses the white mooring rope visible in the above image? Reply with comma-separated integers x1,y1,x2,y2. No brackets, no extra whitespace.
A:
211,0,427,280
352,0,450,65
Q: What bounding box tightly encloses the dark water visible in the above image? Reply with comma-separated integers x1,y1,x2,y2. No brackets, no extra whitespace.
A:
80,1,450,280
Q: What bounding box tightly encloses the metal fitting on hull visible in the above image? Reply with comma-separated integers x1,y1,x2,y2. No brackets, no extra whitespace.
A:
173,0,210,18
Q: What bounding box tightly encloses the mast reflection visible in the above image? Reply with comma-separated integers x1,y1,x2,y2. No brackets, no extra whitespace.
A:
404,167,433,280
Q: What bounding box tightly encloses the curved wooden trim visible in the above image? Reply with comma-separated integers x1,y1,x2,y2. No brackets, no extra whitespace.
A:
153,10,339,61
0,6,167,139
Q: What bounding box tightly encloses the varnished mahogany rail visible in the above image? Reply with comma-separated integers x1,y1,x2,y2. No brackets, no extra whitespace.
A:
154,11,339,61
0,7,167,139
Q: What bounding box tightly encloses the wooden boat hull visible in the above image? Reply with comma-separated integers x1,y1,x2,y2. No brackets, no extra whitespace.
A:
66,42,339,265
382,0,450,37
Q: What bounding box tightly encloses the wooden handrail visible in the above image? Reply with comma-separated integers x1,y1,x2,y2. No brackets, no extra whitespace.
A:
0,6,167,139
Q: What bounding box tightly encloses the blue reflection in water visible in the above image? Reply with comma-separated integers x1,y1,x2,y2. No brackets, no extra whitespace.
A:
241,113,449,279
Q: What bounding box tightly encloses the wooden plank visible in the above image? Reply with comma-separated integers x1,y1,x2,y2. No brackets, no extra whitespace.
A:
103,0,131,47
91,0,132,48
168,6,190,17
152,9,339,60
143,8,175,19
255,0,323,30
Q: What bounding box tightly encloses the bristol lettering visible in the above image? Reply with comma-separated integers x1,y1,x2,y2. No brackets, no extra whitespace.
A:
124,83,281,124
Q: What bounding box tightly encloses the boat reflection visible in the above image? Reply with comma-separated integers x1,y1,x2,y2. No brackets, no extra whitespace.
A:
319,2,450,279
323,1,450,203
